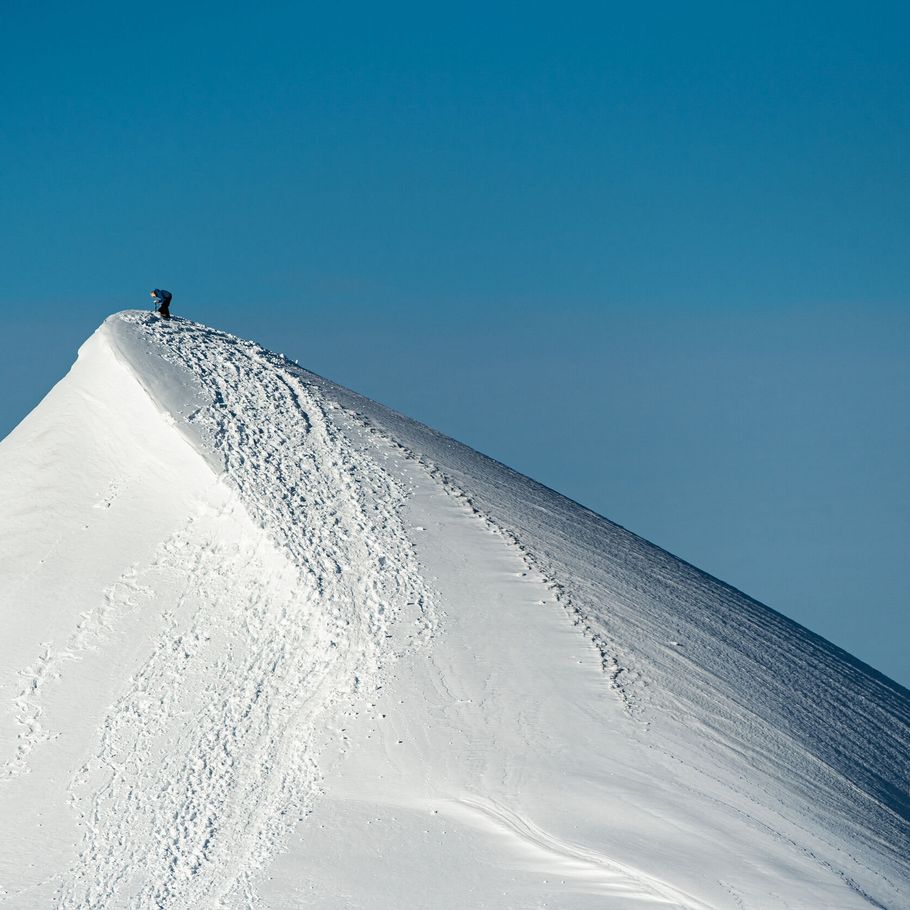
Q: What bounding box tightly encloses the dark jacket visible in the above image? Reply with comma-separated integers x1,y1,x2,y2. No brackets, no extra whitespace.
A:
152,289,172,318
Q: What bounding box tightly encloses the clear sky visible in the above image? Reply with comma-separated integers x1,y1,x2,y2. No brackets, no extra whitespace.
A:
1,2,907,686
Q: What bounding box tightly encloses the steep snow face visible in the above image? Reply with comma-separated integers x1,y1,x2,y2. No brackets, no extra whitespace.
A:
0,310,908,909
0,315,432,907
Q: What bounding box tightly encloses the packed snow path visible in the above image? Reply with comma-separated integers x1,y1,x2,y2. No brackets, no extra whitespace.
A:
0,311,907,908
73,315,433,907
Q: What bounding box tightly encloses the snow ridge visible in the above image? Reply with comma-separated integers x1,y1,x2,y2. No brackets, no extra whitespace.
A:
1,310,908,908
59,313,434,907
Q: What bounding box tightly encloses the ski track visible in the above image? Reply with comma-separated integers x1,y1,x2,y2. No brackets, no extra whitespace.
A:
54,313,434,908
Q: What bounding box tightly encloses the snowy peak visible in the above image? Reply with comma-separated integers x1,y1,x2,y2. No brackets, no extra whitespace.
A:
0,310,907,909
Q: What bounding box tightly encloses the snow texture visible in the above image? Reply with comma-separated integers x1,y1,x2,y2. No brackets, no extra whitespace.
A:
0,310,907,909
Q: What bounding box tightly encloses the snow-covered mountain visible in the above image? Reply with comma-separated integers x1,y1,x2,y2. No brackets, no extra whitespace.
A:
1,311,907,910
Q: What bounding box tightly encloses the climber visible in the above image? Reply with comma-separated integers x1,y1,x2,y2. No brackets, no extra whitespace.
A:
150,289,172,320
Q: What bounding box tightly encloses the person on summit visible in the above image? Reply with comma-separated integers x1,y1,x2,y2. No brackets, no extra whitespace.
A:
150,288,172,320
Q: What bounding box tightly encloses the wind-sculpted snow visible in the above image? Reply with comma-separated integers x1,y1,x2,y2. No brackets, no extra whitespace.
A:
0,310,908,909
271,327,910,906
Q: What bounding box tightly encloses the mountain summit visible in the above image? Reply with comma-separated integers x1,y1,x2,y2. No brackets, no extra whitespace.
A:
1,311,907,909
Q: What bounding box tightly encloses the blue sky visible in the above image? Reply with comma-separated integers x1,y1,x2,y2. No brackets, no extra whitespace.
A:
1,2,908,685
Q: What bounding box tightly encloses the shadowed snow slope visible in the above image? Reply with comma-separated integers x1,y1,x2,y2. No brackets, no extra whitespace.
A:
0,310,907,909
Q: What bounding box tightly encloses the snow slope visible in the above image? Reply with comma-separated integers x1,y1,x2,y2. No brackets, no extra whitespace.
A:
0,311,907,909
